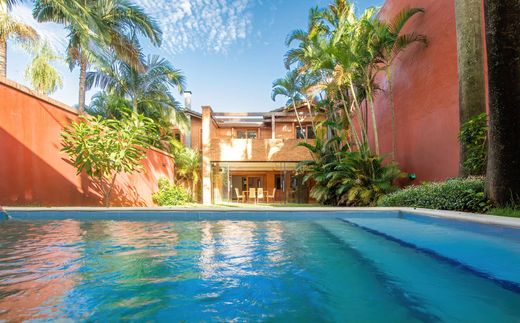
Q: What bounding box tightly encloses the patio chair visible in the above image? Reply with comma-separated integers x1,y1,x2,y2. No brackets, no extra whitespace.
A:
234,188,245,203
267,188,276,203
249,188,256,203
257,188,265,203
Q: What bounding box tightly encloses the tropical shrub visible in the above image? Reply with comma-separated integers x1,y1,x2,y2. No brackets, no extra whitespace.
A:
61,113,155,207
378,177,493,213
170,140,200,200
298,139,403,206
459,112,487,175
152,178,192,206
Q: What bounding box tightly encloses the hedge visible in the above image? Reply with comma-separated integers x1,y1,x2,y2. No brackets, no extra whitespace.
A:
378,177,492,213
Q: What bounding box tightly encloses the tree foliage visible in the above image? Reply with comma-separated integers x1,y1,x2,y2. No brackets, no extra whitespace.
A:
0,1,39,77
33,0,162,111
61,113,156,206
459,112,487,176
24,41,63,95
170,140,200,200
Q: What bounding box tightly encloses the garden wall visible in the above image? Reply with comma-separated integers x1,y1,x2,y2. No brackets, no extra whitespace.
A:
0,78,175,207
362,0,462,183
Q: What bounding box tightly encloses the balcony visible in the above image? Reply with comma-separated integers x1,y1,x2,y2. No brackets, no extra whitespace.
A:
209,138,314,162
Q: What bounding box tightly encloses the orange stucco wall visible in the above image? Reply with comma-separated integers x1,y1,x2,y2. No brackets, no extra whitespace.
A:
0,78,175,206
360,0,461,183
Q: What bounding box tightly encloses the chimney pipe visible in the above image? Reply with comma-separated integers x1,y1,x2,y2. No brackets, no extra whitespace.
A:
183,90,192,110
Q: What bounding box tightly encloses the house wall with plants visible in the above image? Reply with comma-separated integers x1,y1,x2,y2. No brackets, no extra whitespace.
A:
0,78,175,207
361,0,462,183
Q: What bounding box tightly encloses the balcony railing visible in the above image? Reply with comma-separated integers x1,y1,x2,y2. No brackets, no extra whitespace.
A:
209,138,314,162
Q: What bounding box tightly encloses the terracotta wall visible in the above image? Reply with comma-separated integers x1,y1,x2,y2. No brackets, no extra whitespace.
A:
361,0,461,182
0,78,175,206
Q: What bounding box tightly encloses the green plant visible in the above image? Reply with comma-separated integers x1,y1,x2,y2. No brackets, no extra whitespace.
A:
61,113,155,207
298,139,403,206
459,112,487,175
378,177,493,213
86,91,132,119
33,0,162,111
86,53,188,130
24,41,63,95
171,140,200,200
0,1,39,77
152,178,192,206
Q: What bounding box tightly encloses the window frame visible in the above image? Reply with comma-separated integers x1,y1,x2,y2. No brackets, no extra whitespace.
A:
236,129,258,139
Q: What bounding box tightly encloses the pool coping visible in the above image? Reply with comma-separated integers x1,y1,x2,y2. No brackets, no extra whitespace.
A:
3,206,520,228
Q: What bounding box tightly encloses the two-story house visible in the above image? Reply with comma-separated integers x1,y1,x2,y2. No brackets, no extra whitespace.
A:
176,92,320,204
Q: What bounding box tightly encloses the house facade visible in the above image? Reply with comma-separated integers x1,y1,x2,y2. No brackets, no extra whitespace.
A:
176,96,320,204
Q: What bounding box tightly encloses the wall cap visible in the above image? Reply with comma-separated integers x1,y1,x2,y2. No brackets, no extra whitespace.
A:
1,77,79,116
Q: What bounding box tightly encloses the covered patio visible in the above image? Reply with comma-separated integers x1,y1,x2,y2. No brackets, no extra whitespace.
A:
210,161,312,205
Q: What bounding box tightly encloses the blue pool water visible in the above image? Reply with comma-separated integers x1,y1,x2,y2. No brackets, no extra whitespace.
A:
1,211,520,322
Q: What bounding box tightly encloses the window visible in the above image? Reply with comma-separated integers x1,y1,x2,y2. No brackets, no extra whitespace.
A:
296,125,315,139
174,132,181,141
296,126,306,139
236,130,257,139
307,126,315,139
275,174,284,189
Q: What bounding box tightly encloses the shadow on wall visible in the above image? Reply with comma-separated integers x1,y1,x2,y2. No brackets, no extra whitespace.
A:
0,127,150,206
0,127,97,206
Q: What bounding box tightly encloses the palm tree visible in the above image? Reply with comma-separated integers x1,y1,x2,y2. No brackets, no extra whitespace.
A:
372,7,427,161
171,140,200,200
272,69,305,129
86,53,188,131
0,0,38,77
33,0,162,112
24,41,63,95
85,91,131,119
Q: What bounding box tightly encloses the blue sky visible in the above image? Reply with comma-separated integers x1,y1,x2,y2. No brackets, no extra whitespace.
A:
7,0,382,113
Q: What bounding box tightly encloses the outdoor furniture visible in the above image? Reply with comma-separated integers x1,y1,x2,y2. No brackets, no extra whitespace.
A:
248,188,256,203
267,188,276,203
257,188,265,203
235,188,246,203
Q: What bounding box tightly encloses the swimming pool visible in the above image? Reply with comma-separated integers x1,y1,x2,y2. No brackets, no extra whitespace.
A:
1,210,519,322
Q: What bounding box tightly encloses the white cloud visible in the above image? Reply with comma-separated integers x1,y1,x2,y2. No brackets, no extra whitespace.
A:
137,0,253,55
10,4,68,53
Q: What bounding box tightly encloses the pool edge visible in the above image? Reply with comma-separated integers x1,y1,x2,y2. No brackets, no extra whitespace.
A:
3,206,520,228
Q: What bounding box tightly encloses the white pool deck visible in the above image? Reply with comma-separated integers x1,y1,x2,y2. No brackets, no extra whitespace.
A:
3,206,520,228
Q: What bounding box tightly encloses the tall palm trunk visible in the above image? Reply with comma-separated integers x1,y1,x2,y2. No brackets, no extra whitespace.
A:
348,80,369,147
484,0,520,206
292,100,303,130
304,98,315,130
0,38,6,78
339,89,362,150
386,66,397,161
132,97,138,113
78,57,87,113
366,82,380,155
455,0,487,176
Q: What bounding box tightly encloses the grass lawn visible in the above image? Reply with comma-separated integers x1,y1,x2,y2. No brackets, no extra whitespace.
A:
488,207,520,218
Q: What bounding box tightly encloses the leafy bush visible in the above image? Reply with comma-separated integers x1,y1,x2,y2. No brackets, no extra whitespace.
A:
298,139,403,207
61,113,154,207
152,178,192,206
378,177,492,213
459,113,487,175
